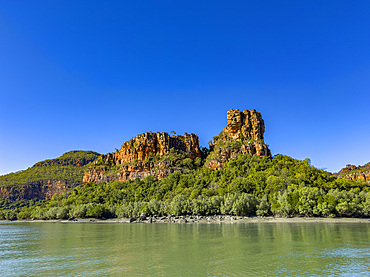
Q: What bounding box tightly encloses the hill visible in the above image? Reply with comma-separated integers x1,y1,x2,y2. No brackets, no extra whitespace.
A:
1,109,369,220
0,151,100,201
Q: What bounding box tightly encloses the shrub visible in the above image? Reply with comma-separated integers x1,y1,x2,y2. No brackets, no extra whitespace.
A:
256,195,270,216
45,207,69,219
170,195,190,216
231,193,258,216
220,194,238,215
69,204,88,218
85,203,106,218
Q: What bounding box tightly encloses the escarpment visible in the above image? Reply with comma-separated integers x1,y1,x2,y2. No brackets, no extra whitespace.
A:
0,180,76,201
1,109,273,200
112,132,201,162
337,163,370,183
205,109,271,170
83,132,202,184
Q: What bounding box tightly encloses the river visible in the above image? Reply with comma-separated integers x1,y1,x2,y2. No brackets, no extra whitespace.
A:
0,222,369,276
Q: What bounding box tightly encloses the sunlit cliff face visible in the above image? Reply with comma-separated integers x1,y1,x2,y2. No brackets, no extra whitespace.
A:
225,109,265,140
206,108,270,170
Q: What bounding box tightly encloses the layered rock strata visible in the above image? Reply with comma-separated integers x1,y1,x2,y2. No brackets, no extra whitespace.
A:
0,180,75,201
205,109,271,170
344,172,370,182
338,164,370,183
83,132,202,184
112,132,201,163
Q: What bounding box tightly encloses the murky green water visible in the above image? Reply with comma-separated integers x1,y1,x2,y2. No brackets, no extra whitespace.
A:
0,222,369,276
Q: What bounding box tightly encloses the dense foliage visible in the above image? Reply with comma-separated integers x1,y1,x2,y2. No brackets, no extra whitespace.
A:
1,154,369,220
0,151,100,188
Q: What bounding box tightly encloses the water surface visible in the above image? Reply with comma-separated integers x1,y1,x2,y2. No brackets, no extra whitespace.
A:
0,222,369,276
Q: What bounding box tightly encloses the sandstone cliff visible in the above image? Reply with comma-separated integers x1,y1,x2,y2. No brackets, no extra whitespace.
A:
83,132,202,184
0,180,76,201
205,109,271,170
1,109,272,200
337,163,370,183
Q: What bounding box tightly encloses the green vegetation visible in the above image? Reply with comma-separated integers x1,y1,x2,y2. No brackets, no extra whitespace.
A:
34,151,100,167
1,153,369,220
0,199,46,210
211,129,263,148
0,151,100,188
218,138,264,149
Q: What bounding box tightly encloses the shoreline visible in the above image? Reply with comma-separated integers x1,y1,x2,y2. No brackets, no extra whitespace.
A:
1,216,370,224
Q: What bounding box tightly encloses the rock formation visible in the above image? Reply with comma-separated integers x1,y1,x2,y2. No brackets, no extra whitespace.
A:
112,132,201,163
83,132,202,184
1,109,272,200
344,171,370,182
337,163,370,183
205,109,271,170
0,180,75,201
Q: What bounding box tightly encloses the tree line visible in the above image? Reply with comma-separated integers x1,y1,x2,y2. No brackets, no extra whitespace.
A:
1,154,369,220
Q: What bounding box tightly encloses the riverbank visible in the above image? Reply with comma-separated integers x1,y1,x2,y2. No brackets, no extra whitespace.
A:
1,215,370,224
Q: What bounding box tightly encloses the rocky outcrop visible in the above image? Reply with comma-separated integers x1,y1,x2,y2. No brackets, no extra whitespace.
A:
205,109,270,170
0,180,76,201
112,132,201,163
84,132,202,184
344,171,370,182
338,163,370,183
84,167,186,184
224,109,266,141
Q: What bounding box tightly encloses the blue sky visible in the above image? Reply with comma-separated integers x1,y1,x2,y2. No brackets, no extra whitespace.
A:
1,1,369,175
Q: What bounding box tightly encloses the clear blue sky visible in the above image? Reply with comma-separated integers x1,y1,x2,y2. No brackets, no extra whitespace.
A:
1,1,369,175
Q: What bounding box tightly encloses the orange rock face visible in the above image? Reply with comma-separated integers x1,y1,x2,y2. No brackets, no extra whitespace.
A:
337,163,370,183
113,132,201,164
205,109,270,170
83,132,202,184
225,109,265,140
344,172,370,182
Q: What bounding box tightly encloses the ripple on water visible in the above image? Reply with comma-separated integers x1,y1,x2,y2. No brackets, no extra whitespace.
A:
0,222,369,276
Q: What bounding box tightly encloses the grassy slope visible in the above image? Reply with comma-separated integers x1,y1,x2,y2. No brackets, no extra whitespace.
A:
0,151,100,188
2,153,368,220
